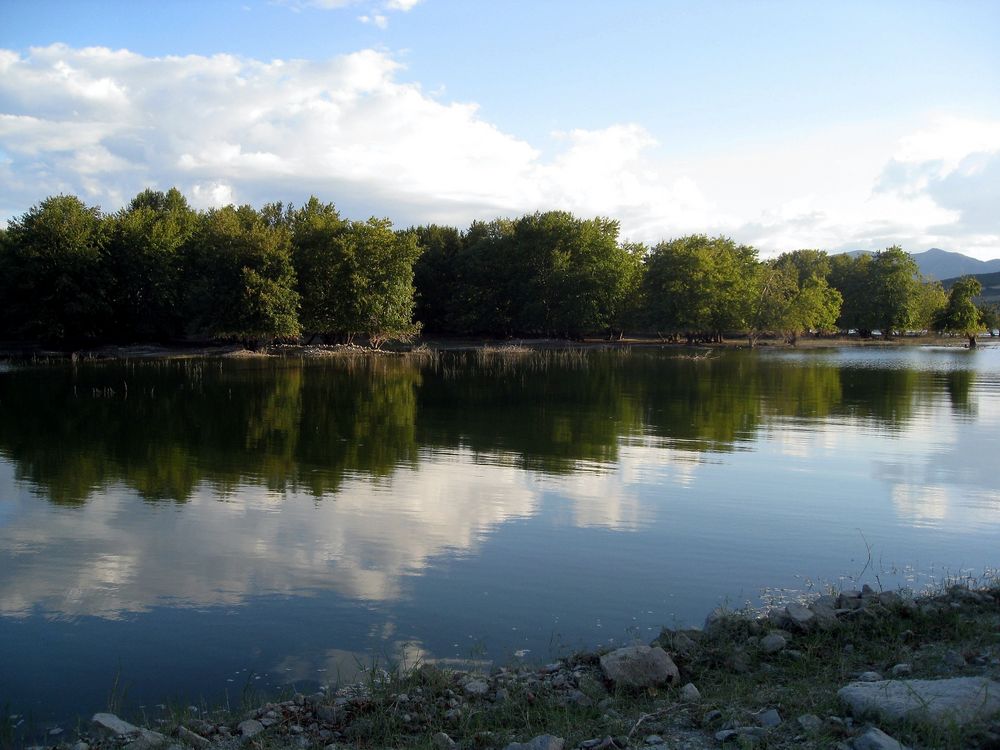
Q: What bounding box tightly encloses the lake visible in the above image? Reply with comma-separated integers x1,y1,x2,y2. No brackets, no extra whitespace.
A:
1,345,998,729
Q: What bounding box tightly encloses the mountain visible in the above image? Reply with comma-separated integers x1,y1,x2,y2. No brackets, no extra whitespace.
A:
835,248,1000,280
910,249,1000,280
941,270,1000,304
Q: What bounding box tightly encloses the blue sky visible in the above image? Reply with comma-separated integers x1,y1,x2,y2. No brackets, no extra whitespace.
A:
2,0,999,257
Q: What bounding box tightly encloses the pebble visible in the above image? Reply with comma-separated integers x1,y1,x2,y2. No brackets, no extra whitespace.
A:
755,708,781,727
679,682,701,702
858,671,883,682
643,735,664,745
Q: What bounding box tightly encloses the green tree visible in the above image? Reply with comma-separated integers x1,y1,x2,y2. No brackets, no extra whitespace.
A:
830,248,927,337
184,205,300,346
106,188,196,341
289,197,351,340
978,302,1000,336
641,235,757,343
768,250,842,344
411,224,464,333
934,276,984,347
1,195,111,342
347,217,422,347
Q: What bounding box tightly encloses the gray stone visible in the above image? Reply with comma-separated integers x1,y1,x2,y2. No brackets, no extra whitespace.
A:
858,671,883,682
703,709,723,723
808,601,841,629
796,714,822,732
643,735,664,745
784,602,816,631
176,727,210,749
599,645,679,688
943,650,967,668
716,727,766,743
755,708,781,727
759,634,787,654
877,591,901,607
433,731,457,750
71,743,90,750
679,682,701,702
672,632,698,656
502,735,565,750
890,663,912,677
852,726,911,750
838,676,1000,726
316,704,346,724
463,678,490,697
92,714,166,749
237,719,264,738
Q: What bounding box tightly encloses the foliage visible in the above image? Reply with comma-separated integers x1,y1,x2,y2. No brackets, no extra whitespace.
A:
1,194,110,342
106,188,196,341
184,205,301,346
830,247,936,336
641,235,757,341
934,276,984,346
291,199,420,345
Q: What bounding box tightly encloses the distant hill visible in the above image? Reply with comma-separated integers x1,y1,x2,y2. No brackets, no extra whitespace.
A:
941,270,1000,304
836,248,1000,280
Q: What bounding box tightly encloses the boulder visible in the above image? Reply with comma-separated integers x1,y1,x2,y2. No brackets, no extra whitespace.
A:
463,678,490,697
783,602,816,631
600,645,679,688
852,726,911,750
92,714,167,750
679,683,701,702
759,634,786,654
838,677,1000,726
502,735,565,750
237,719,265,738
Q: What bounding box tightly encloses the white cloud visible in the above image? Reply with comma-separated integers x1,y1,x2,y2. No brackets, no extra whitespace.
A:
0,44,997,259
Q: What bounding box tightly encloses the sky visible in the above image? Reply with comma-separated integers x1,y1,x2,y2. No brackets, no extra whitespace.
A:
1,0,999,258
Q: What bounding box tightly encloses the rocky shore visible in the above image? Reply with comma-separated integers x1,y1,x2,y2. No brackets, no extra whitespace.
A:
13,582,1000,750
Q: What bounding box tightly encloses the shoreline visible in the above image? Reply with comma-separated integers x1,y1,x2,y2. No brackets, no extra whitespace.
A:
8,580,999,750
0,333,994,362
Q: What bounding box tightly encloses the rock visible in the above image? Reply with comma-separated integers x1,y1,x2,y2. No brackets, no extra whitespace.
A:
755,708,781,727
784,602,816,631
808,600,841,629
858,671,883,682
703,709,722,723
852,726,911,750
71,743,90,750
796,714,822,732
890,663,912,677
463,678,490,697
599,645,679,688
237,719,265,738
502,735,565,750
838,677,1000,726
92,714,167,749
644,735,664,745
671,632,698,657
716,727,766,743
943,650,967,668
759,634,787,654
316,704,346,724
176,727,210,749
564,689,593,707
679,682,701,702
877,591,901,607
433,731,457,750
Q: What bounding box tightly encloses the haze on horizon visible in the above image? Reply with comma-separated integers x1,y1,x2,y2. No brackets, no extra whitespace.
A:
1,0,998,260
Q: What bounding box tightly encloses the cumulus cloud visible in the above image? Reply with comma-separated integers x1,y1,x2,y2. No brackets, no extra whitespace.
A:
0,44,996,258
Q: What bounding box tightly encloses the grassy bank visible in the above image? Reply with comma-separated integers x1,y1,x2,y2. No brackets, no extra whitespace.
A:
10,578,999,750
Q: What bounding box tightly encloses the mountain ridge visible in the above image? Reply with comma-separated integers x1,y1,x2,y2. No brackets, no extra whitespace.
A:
837,248,1000,280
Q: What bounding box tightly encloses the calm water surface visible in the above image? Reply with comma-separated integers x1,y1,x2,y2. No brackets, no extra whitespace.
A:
1,346,998,727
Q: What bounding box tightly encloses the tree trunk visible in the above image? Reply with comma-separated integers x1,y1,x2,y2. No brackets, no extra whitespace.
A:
968,334,978,348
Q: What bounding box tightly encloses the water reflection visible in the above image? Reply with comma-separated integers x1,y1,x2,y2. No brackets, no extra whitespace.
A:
1,347,999,726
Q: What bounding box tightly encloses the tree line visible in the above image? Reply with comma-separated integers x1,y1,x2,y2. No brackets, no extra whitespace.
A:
0,189,995,347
